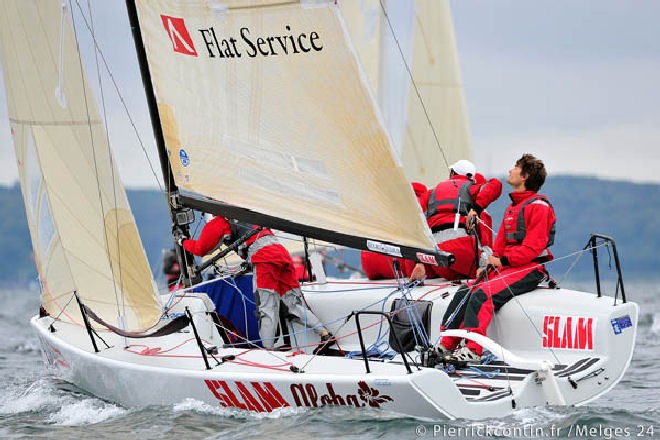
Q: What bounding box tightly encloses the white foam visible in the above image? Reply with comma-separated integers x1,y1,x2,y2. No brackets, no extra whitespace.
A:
651,312,660,335
466,406,569,433
173,398,226,415
511,406,568,424
15,339,41,352
0,380,61,414
46,398,126,426
172,398,304,419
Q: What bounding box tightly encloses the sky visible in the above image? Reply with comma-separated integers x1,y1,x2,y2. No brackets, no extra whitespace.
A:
0,0,659,187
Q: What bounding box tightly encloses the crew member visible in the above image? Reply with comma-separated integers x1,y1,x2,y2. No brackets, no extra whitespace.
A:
410,160,502,281
441,154,556,362
181,216,335,353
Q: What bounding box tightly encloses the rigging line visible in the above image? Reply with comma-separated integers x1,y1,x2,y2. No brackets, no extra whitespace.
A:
474,215,611,272
485,269,515,397
488,265,563,367
85,0,127,323
377,0,450,169
209,321,298,366
68,0,122,317
51,292,78,321
70,0,164,193
559,247,587,285
556,242,610,283
298,317,353,372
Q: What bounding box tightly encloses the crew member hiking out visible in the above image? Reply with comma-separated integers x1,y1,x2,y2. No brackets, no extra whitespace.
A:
440,154,556,362
181,216,335,354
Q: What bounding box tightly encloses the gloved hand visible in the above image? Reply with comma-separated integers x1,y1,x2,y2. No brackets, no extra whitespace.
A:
172,227,186,247
466,209,479,233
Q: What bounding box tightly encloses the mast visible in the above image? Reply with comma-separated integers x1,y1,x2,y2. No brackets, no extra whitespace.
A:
125,0,200,285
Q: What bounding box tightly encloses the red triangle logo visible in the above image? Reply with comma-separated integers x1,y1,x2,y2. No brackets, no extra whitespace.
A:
160,15,198,56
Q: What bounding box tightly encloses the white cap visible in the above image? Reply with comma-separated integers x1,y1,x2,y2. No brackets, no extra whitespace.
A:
449,159,476,178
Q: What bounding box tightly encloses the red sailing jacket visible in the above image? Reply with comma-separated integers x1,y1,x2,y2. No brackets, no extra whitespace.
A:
493,191,556,267
424,175,502,231
479,210,494,248
182,217,286,263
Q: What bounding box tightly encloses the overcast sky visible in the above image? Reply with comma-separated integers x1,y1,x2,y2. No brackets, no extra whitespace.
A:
1,0,659,187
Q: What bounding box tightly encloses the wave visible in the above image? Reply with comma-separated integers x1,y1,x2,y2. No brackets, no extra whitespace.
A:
652,312,660,335
172,397,305,420
0,379,62,415
46,398,126,426
0,378,126,426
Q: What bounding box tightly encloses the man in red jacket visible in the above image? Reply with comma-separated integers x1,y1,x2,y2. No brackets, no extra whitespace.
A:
440,154,556,362
181,217,334,352
410,160,502,281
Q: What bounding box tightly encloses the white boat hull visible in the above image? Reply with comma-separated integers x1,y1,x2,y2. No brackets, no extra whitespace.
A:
31,280,638,420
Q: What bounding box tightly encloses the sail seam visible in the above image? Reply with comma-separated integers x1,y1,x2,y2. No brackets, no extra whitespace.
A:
225,1,300,12
68,0,124,322
9,118,102,126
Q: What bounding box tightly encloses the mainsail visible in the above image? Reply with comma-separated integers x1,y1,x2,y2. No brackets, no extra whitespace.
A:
341,0,472,187
0,1,161,330
132,0,444,263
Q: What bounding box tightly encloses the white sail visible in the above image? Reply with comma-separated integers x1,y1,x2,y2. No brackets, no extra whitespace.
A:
337,0,382,103
0,1,161,330
135,0,438,254
342,0,472,187
399,0,472,187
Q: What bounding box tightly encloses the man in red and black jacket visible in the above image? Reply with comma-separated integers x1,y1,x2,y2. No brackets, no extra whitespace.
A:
410,160,502,281
440,154,556,362
181,216,334,352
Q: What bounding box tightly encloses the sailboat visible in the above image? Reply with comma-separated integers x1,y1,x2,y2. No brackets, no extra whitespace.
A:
0,0,637,420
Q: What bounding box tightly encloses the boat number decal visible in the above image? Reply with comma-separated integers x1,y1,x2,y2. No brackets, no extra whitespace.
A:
179,149,190,167
542,315,595,350
366,240,402,258
610,315,633,335
204,380,393,412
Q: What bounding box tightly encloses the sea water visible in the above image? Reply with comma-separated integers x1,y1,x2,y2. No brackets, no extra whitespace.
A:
0,279,658,440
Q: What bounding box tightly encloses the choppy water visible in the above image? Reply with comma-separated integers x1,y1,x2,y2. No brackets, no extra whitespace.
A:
1,279,658,439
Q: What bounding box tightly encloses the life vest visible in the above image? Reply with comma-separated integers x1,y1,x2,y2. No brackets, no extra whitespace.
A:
227,220,272,259
504,195,556,247
228,220,256,243
425,180,473,226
